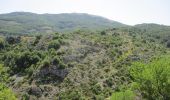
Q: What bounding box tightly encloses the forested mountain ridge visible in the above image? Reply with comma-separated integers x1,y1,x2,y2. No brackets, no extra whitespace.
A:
0,12,126,35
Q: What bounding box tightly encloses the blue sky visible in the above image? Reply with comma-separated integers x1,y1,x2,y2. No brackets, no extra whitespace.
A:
0,0,170,25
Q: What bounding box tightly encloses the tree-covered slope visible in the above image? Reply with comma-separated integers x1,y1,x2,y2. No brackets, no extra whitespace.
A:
0,12,126,35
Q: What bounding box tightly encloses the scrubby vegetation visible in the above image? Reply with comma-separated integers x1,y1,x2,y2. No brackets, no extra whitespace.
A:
0,17,170,100
0,64,17,99
0,83,17,100
111,90,135,100
130,55,170,100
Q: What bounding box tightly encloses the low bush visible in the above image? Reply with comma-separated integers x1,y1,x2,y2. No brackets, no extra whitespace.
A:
52,56,67,69
111,90,135,100
52,56,60,65
5,36,21,44
130,55,170,99
0,38,5,50
16,51,40,68
48,40,60,50
0,83,17,100
167,40,170,48
0,64,8,82
40,57,50,68
33,35,42,45
91,84,102,95
3,51,40,74
58,90,84,100
101,31,106,35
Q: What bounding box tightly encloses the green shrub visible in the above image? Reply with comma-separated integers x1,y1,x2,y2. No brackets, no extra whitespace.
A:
0,38,5,50
0,83,17,100
167,40,170,48
52,56,60,65
33,35,42,45
105,78,113,87
3,51,40,74
15,51,40,72
53,33,60,40
21,93,30,100
5,36,21,44
58,90,84,100
58,61,67,69
95,94,105,100
48,40,60,50
3,51,17,67
91,84,102,95
101,31,106,35
111,90,135,100
40,58,51,68
52,56,66,69
130,55,170,99
0,64,8,82
25,65,35,77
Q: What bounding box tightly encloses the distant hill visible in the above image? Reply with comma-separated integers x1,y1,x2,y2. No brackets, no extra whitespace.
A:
134,23,170,37
135,23,170,31
0,12,126,34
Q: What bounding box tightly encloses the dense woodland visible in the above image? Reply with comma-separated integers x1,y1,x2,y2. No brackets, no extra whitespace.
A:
0,12,170,100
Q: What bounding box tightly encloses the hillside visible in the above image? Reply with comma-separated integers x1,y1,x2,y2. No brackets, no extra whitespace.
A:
0,12,126,35
1,12,170,100
1,23,170,99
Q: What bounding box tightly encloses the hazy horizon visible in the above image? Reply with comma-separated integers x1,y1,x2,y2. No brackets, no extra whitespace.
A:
0,0,170,25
